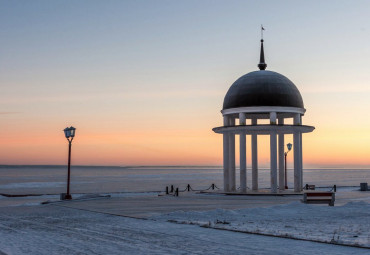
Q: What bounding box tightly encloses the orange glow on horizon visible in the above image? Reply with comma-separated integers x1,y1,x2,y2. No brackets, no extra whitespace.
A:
1,124,370,168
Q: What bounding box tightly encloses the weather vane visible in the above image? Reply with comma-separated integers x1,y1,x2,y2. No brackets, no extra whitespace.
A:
261,25,265,40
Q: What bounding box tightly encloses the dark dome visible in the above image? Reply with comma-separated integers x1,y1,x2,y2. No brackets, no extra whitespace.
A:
223,70,304,110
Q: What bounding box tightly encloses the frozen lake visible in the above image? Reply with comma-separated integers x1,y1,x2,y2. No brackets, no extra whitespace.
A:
0,165,369,196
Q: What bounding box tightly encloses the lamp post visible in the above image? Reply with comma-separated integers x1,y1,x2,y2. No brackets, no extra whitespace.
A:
63,126,76,200
284,143,292,189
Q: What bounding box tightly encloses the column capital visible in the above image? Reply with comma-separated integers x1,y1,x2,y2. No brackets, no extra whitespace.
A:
239,112,246,125
223,115,229,126
252,118,257,125
270,112,277,125
294,113,301,125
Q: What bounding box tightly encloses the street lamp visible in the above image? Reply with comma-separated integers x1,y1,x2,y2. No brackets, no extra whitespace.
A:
284,143,292,189
63,126,76,200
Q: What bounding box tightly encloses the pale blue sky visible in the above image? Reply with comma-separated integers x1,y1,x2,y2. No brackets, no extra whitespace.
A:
1,0,370,165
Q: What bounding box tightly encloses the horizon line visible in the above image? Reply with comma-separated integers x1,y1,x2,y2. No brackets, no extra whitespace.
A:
1,164,370,170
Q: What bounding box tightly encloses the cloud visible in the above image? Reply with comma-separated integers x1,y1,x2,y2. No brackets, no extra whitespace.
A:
0,112,21,115
1,89,224,104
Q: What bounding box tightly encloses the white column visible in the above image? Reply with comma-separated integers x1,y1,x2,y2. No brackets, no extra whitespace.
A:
251,118,258,190
293,114,301,192
293,132,300,192
278,118,285,191
223,116,230,192
229,118,236,192
270,112,277,193
299,115,303,191
300,132,303,191
239,113,247,193
270,131,277,193
240,133,246,192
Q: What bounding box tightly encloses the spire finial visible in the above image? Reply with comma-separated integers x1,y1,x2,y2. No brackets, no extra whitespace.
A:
261,24,264,40
258,25,267,70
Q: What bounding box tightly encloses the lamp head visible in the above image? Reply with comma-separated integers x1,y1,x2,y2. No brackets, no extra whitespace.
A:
64,127,71,138
287,143,292,151
64,126,76,139
69,126,76,138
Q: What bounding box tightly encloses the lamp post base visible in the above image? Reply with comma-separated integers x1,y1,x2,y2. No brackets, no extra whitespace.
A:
60,193,72,200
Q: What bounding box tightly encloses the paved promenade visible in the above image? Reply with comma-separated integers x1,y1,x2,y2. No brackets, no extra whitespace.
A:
55,192,299,218
53,187,368,218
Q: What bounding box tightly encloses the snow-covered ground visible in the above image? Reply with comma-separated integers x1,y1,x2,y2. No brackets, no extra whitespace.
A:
152,201,370,248
0,192,160,207
0,204,366,255
0,189,369,254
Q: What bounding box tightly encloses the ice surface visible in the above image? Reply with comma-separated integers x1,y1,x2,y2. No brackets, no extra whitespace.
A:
1,166,369,195
0,182,65,189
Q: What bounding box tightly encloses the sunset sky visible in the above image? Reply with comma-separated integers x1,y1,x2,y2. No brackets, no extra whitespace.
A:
1,0,370,167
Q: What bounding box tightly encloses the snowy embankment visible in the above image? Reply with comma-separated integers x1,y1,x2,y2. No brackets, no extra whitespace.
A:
0,205,365,255
152,201,370,248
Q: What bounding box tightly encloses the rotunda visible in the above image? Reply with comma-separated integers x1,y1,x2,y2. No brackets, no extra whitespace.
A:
213,39,315,193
